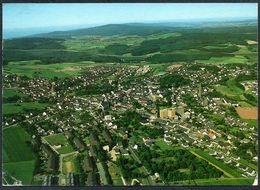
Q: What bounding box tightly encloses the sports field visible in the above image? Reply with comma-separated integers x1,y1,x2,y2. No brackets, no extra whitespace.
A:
236,107,258,119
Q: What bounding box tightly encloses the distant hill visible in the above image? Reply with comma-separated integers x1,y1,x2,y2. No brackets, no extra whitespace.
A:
32,24,175,38
31,19,257,39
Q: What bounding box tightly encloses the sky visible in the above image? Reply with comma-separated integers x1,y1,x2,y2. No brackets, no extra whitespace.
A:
3,3,258,30
3,3,258,38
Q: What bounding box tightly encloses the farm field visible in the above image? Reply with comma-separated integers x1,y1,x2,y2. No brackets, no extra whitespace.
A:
171,177,255,185
3,126,35,162
197,55,248,64
4,160,36,185
3,126,36,185
3,89,27,98
215,79,244,97
3,102,50,115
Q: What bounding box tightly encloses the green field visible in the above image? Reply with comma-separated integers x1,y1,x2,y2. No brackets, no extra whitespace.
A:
3,126,35,162
190,149,242,178
4,160,35,185
97,162,109,185
62,153,80,174
171,177,254,185
108,162,124,185
4,60,114,78
57,145,75,154
43,133,68,145
216,78,244,97
155,138,173,151
43,133,75,154
198,55,248,65
3,126,36,185
3,89,27,98
3,102,50,115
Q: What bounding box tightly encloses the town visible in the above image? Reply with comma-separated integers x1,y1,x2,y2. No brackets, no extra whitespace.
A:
3,61,258,186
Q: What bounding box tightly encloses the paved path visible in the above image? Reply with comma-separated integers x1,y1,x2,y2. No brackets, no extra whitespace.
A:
121,176,126,186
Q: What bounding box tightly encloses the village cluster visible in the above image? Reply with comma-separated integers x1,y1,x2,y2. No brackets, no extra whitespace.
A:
3,62,258,186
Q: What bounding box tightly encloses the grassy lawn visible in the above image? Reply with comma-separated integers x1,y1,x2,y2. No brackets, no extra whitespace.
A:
57,145,75,154
43,133,68,146
3,126,36,185
197,55,248,64
154,138,173,151
62,153,80,174
170,177,254,185
3,102,50,115
3,160,36,185
108,161,124,185
3,89,27,98
3,126,35,163
5,60,113,78
5,61,82,78
238,158,258,170
190,149,242,178
43,133,75,154
97,162,109,185
215,78,246,101
154,138,180,151
242,119,258,127
239,101,255,107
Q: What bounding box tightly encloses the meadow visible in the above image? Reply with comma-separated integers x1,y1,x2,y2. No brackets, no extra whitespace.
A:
43,133,75,154
171,177,254,186
62,153,80,174
3,102,50,115
3,126,35,162
3,126,36,185
3,89,26,98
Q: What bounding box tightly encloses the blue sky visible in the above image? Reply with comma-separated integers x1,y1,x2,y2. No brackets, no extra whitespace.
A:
3,3,257,30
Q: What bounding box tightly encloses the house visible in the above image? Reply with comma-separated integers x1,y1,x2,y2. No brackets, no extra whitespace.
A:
65,131,73,139
90,132,99,146
90,145,97,157
120,148,129,156
208,132,216,140
143,138,154,147
103,145,110,152
73,137,85,151
140,117,149,125
103,129,112,143
104,115,112,121
164,137,171,144
114,147,121,155
83,156,96,172
86,172,99,185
